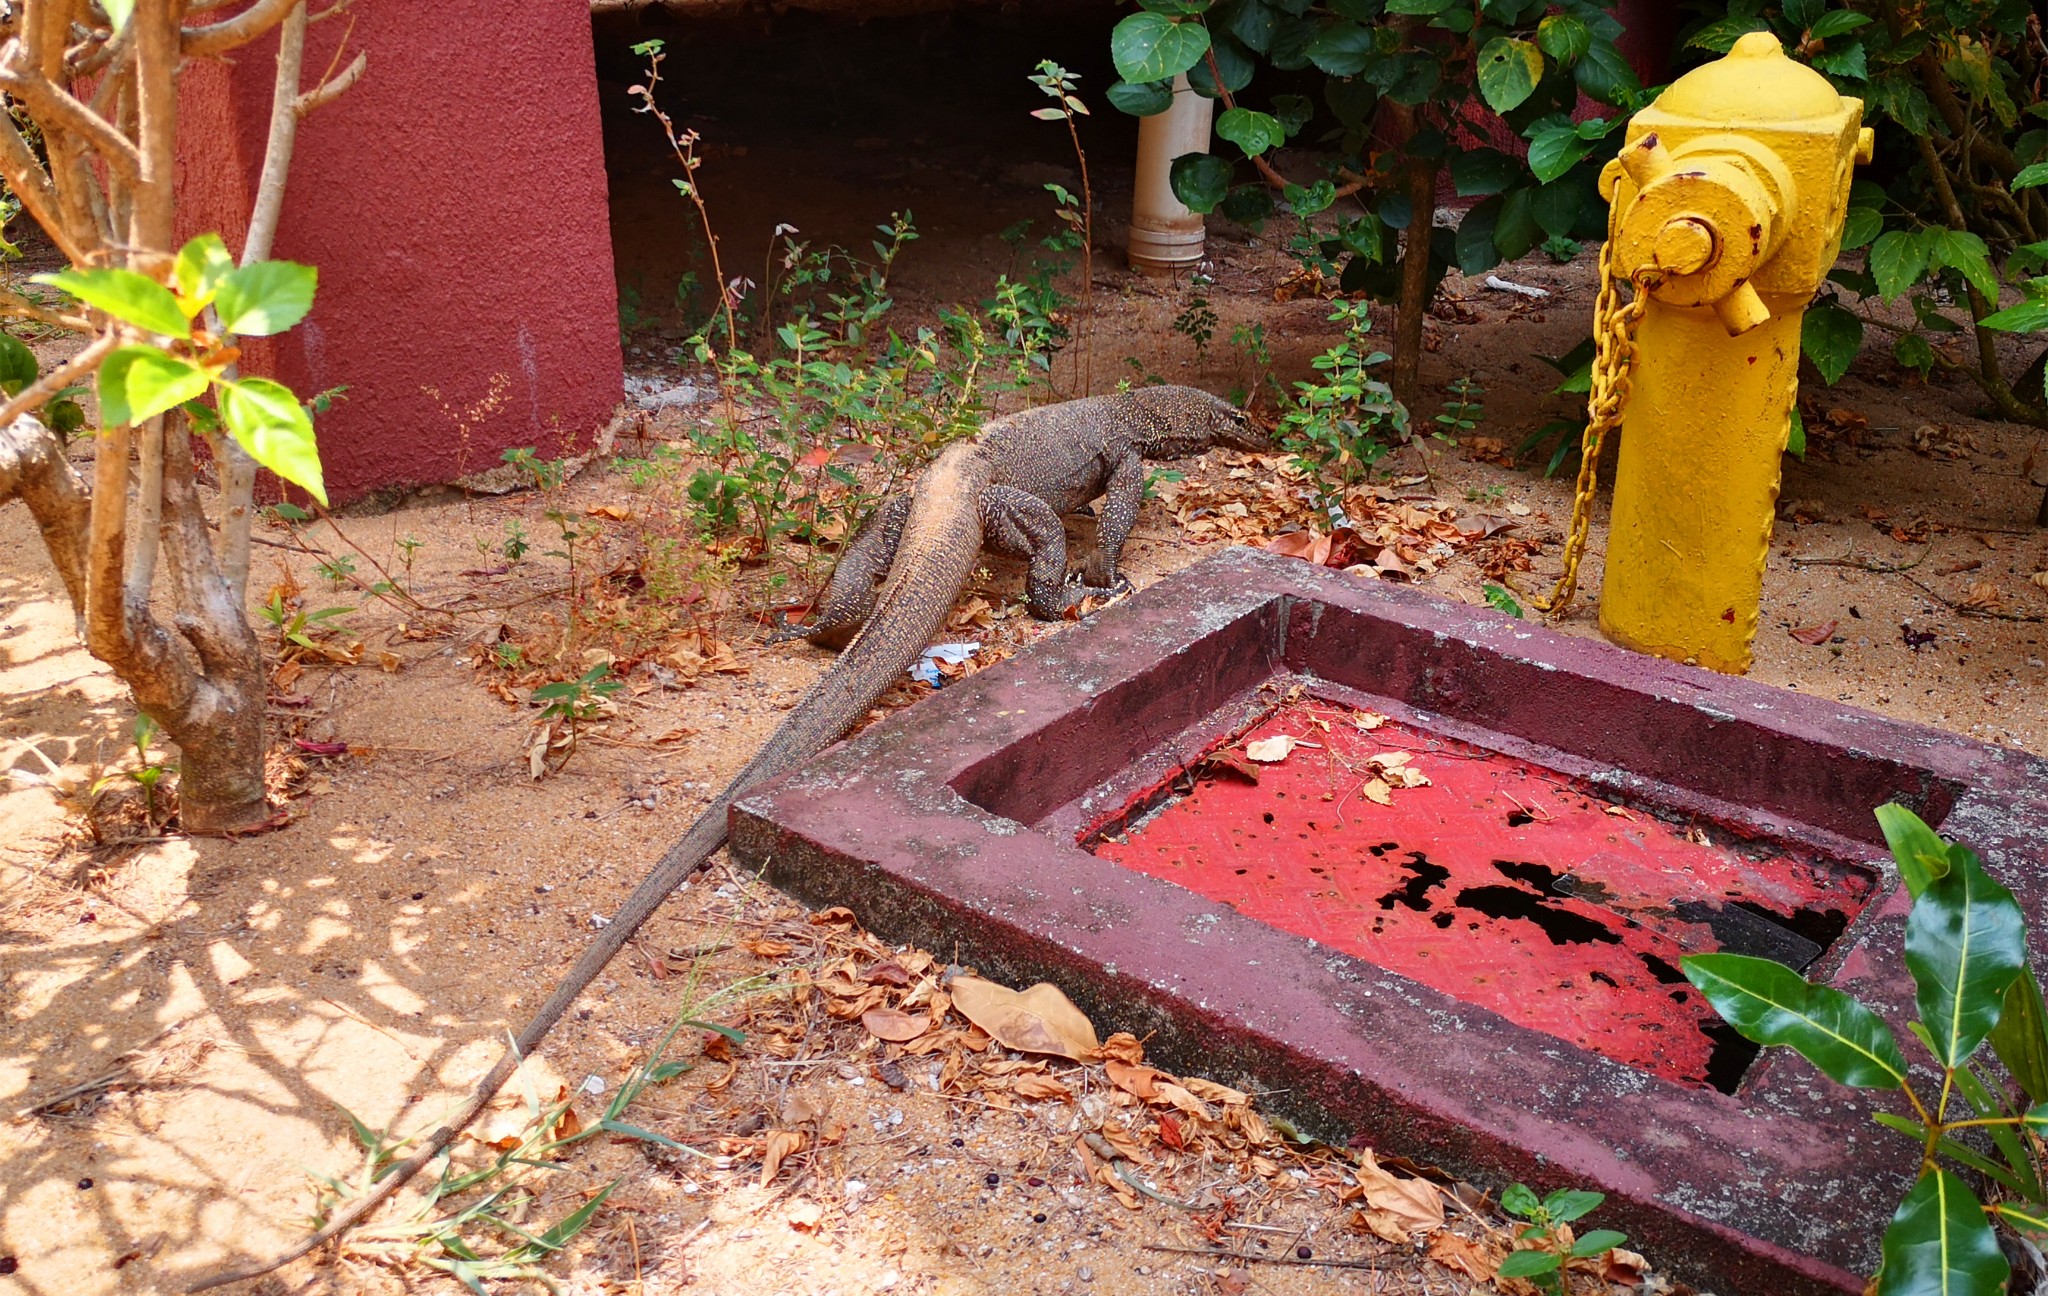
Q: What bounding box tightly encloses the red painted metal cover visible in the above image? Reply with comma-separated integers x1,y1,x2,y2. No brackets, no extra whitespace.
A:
1088,698,1876,1089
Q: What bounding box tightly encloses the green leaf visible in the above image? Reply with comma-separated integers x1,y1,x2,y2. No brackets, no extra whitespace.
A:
1493,187,1539,261
1978,300,2048,333
1531,181,1582,239
1450,148,1520,198
1786,406,1805,459
1681,953,1906,1088
532,1179,615,1252
1537,13,1591,63
1543,1189,1604,1223
1216,107,1283,156
1811,42,1867,82
98,345,212,427
1878,1170,2009,1296
1476,37,1544,114
33,267,191,338
1840,205,1883,250
2013,162,2048,193
174,233,235,311
1111,13,1211,84
1808,11,1873,40
1169,153,1233,214
1801,302,1863,384
1455,197,1503,275
1227,0,1277,54
1106,79,1174,116
1526,127,1594,184
1188,31,1254,97
1996,1201,2048,1236
1992,971,2048,1107
1573,38,1640,106
1876,804,1953,898
1928,228,1998,304
1306,21,1374,77
1906,848,2026,1068
1950,1063,2042,1198
1873,1113,2027,1194
1868,230,1929,303
1497,1250,1563,1278
214,260,317,337
219,376,327,506
1687,17,1769,53
1571,1229,1628,1258
0,332,37,396
1481,584,1523,619
1893,333,1935,375
1500,1183,1540,1218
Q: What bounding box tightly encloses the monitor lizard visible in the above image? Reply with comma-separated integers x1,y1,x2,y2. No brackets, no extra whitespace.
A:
192,384,1268,1289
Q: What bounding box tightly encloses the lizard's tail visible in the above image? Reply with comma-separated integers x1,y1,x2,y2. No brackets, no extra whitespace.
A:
188,453,990,1292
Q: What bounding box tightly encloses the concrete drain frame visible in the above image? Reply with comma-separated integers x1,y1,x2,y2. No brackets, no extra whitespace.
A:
730,547,2048,1294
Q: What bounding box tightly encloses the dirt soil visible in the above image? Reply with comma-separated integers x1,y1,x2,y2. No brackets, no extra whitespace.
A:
5,17,2048,1296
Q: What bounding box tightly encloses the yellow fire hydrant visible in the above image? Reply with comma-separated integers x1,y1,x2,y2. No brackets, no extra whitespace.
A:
1591,32,1874,674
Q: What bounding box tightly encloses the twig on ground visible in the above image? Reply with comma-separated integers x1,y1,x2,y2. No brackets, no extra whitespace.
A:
1141,1243,1383,1271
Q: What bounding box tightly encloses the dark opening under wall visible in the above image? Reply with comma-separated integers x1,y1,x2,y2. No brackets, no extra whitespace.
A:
589,4,1138,355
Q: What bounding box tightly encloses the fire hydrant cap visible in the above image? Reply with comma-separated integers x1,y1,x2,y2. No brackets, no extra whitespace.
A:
1657,31,1846,123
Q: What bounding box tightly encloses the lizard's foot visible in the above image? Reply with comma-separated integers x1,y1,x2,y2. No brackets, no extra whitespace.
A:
1059,571,1134,612
762,621,815,646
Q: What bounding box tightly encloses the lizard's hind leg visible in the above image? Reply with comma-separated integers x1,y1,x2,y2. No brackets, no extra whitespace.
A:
771,494,911,648
983,485,1123,620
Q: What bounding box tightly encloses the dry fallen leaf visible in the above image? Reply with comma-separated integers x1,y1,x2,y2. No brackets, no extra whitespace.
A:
1425,1230,1501,1281
1961,581,2004,610
760,1128,806,1187
1350,1147,1445,1243
1105,1059,1167,1101
2032,570,2048,591
1245,734,1300,763
1788,620,1838,646
860,1008,931,1043
1599,1247,1650,1283
947,976,1099,1059
786,1199,824,1231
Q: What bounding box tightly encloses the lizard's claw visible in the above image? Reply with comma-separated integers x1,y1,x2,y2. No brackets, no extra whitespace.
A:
762,621,813,646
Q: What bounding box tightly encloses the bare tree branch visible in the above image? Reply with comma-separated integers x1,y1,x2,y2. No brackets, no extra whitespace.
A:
183,0,299,56
0,331,115,426
0,413,89,615
125,414,161,608
297,47,363,114
0,67,143,182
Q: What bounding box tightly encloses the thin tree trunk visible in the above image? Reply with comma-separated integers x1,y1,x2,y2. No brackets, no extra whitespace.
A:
1392,151,1439,408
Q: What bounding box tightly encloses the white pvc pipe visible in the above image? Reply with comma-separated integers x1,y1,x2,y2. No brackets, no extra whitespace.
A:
1128,74,1213,274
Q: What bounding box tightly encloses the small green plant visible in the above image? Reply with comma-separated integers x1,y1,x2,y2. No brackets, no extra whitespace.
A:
500,520,530,563
394,535,423,586
1685,805,2048,1296
489,641,523,671
1465,483,1507,506
318,977,758,1289
260,591,351,653
1435,377,1485,438
1228,320,1279,414
502,446,567,492
1497,1183,1628,1292
1143,466,1184,502
91,714,175,827
1172,274,1219,361
1481,584,1524,619
1029,59,1095,392
1275,300,1410,507
314,553,357,590
529,663,621,774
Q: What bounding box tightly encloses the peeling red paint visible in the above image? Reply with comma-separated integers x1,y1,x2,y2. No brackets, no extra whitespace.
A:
1089,700,1876,1089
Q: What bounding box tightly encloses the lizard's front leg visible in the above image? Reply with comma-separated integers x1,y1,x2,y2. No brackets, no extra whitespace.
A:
982,485,1121,619
1085,449,1145,588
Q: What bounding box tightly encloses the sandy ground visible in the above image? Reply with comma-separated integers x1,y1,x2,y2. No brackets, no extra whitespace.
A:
4,18,2048,1293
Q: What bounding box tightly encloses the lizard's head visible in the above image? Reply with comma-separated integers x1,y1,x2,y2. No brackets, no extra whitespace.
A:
1132,386,1273,457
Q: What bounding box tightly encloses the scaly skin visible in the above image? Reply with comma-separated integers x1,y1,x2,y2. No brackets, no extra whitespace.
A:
189,384,1266,1292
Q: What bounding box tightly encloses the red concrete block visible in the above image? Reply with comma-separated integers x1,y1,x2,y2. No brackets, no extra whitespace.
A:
178,0,622,503
729,547,2048,1295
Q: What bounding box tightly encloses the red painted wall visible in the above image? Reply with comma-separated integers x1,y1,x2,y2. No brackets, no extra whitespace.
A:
177,0,622,504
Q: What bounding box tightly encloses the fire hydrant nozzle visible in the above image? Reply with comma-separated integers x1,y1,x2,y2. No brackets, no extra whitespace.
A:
1591,31,1869,675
